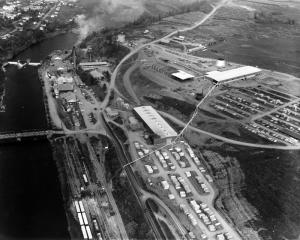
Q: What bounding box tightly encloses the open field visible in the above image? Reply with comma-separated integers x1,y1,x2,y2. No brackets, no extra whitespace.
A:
183,1,300,77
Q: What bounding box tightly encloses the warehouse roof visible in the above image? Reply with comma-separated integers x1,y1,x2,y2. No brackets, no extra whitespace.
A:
60,92,76,103
57,83,74,92
206,66,261,82
134,106,177,138
79,61,109,66
171,70,195,81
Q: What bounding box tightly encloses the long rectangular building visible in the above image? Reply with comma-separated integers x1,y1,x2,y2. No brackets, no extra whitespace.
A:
134,106,177,144
206,66,262,83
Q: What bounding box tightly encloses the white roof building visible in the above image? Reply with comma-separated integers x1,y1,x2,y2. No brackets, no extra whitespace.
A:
134,106,177,139
206,66,261,83
171,70,195,81
60,92,76,103
57,76,73,84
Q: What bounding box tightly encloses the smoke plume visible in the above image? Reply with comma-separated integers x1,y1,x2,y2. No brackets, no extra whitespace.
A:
75,0,146,42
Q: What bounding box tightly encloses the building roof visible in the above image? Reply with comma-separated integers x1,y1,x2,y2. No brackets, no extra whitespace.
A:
171,70,195,81
57,83,73,92
79,62,109,66
57,76,73,84
60,92,76,102
206,66,261,82
134,106,177,139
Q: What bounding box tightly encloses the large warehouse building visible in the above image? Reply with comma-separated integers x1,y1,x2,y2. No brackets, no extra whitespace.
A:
134,106,177,144
206,66,262,84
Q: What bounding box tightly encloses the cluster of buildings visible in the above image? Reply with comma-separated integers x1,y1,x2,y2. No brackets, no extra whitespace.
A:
0,0,77,40
170,64,261,84
52,74,76,103
0,0,22,20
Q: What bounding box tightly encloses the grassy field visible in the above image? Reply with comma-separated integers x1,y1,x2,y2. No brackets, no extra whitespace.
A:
185,2,300,77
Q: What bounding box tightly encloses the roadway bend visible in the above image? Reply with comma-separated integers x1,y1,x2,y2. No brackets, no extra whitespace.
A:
159,111,300,150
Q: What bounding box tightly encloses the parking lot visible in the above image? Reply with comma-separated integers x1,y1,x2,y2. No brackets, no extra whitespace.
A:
132,140,240,240
204,85,300,145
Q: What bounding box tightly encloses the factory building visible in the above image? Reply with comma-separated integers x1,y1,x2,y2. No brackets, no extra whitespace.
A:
171,70,195,81
57,83,74,92
134,106,177,145
206,66,262,84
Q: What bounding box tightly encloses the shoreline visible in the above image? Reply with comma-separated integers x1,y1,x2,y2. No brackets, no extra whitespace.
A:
1,28,75,63
0,28,77,115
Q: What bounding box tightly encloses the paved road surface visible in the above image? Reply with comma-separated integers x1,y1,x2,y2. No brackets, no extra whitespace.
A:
159,110,300,150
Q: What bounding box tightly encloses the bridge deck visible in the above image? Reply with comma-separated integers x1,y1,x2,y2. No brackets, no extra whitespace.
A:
0,130,64,140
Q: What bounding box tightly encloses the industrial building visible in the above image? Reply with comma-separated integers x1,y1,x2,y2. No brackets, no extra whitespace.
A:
79,61,109,71
57,83,74,92
60,92,76,103
171,70,195,81
205,66,262,84
134,106,177,144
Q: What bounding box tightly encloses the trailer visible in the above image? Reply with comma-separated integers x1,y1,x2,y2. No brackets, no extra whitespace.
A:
74,201,81,213
92,219,100,232
83,174,89,184
78,213,84,225
82,212,89,225
86,226,93,239
79,200,85,212
81,226,88,239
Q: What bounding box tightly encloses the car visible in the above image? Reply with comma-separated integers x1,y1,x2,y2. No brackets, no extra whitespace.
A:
134,142,140,149
142,148,150,154
175,146,181,152
137,151,144,158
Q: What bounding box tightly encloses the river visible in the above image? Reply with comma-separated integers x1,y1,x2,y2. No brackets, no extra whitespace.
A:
0,32,78,239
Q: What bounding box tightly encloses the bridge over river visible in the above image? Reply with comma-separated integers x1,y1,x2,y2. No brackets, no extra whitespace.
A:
0,130,65,141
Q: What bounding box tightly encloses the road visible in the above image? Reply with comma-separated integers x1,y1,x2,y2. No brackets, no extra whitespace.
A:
101,0,229,110
140,189,187,237
101,113,166,240
159,110,300,150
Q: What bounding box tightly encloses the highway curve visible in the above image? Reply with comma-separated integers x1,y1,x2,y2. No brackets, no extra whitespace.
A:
159,110,300,150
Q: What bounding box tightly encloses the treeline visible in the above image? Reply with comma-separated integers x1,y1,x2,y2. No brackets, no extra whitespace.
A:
125,0,213,28
254,11,296,25
0,18,14,30
0,29,45,58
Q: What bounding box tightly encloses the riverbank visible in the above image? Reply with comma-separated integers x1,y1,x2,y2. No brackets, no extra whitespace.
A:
0,28,75,63
38,62,65,130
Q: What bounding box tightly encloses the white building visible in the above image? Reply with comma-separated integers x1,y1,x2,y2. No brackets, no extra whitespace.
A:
134,106,177,144
206,66,262,84
171,70,195,81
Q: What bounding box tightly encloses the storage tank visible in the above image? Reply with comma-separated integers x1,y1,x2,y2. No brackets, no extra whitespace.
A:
216,58,226,68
